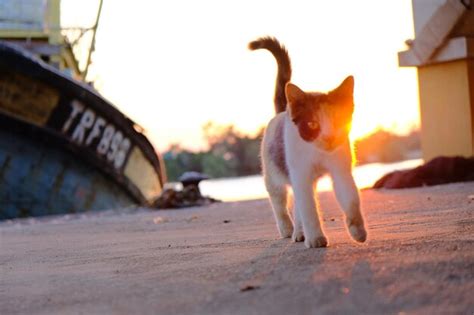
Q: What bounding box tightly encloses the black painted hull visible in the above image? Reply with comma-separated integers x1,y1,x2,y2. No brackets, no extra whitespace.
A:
0,42,165,219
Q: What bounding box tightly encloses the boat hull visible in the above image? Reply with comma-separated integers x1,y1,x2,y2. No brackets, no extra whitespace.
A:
0,42,165,219
0,118,135,219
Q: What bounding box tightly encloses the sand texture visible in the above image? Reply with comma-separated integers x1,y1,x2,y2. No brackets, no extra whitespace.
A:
1,182,473,314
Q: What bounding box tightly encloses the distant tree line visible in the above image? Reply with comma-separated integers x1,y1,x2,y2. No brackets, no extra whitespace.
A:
162,123,421,181
354,129,420,164
163,122,263,181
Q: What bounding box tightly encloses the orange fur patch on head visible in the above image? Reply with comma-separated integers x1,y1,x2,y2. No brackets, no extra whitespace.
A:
326,76,355,131
328,76,354,109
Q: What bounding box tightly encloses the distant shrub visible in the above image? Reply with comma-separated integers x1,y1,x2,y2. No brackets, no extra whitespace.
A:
354,129,421,164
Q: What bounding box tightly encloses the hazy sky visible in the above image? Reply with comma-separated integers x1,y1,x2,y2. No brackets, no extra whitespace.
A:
63,0,418,152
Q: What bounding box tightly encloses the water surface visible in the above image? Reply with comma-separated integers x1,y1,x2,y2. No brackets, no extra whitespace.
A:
200,159,423,202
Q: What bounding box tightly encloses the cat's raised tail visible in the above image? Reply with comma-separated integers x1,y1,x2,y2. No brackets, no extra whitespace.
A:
248,37,292,114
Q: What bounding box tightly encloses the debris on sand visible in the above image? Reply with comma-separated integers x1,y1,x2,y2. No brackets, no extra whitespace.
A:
152,172,220,209
153,217,168,224
239,284,260,292
186,215,199,223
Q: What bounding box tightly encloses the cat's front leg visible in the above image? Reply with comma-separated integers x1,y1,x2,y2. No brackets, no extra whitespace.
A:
331,170,367,243
291,173,327,248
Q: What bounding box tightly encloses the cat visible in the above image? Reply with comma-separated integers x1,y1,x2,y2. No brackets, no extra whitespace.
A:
249,37,367,248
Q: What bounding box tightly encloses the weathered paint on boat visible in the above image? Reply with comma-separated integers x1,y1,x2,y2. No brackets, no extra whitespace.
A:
0,42,165,219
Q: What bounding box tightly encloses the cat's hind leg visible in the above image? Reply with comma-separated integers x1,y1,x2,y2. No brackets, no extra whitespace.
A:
265,177,293,238
287,192,305,242
292,210,305,242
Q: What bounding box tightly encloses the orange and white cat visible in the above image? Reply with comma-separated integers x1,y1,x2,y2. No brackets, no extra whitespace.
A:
249,37,367,248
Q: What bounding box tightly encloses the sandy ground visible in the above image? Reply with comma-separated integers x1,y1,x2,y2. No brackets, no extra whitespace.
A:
1,182,473,315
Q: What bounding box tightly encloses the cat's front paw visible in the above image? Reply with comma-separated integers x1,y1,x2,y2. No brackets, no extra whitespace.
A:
292,229,305,242
304,235,328,248
346,217,367,243
349,224,367,243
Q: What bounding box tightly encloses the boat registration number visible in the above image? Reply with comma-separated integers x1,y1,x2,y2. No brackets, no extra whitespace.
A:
61,100,132,170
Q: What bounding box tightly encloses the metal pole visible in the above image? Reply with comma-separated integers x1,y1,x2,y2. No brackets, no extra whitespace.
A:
83,0,103,81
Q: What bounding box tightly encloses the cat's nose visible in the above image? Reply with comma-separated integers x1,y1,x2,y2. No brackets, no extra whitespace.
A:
322,135,335,144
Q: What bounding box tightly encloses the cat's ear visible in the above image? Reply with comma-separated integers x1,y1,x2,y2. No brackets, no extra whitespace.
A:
286,83,305,113
329,75,354,104
286,83,306,119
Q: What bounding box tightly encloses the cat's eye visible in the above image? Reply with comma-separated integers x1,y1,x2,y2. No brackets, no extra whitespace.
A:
307,121,319,130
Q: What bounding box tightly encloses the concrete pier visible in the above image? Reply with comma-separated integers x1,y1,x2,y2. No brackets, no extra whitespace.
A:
1,183,473,314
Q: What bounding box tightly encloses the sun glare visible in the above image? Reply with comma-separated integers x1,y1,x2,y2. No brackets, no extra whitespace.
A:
62,0,418,152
